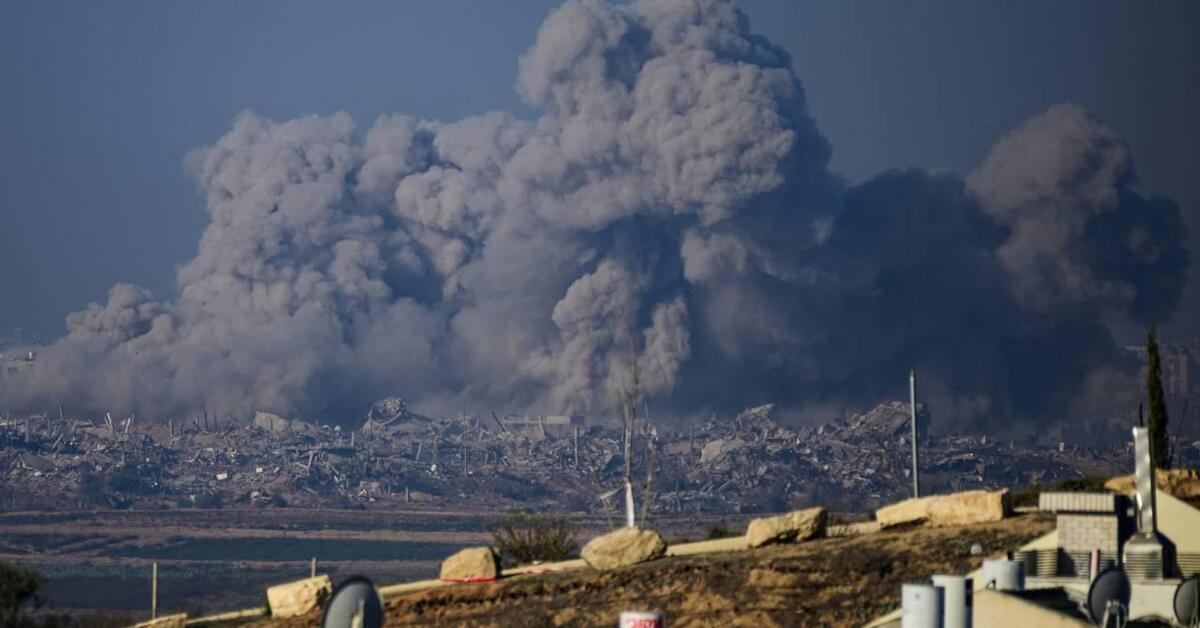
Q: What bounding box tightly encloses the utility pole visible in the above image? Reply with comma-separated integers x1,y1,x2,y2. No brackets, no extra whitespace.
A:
910,369,921,498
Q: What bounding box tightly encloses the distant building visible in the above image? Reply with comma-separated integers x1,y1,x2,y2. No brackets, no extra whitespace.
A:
501,414,585,439
0,350,35,376
1125,340,1193,398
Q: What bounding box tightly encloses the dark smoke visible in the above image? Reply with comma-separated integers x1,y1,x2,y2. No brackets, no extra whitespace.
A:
0,1,1188,432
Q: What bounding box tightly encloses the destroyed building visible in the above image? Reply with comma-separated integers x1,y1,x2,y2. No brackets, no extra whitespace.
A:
1,399,1197,516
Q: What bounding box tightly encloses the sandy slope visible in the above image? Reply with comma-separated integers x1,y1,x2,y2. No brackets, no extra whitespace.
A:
251,514,1053,627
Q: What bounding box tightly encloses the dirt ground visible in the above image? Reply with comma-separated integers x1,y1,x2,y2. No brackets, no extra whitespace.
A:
251,514,1053,628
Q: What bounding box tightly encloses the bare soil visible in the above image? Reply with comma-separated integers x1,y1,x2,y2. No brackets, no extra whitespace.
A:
252,514,1053,627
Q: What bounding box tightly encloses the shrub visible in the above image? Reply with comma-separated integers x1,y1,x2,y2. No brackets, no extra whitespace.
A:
491,513,578,567
1054,475,1109,493
0,561,41,627
193,493,223,509
1009,482,1041,509
705,525,738,540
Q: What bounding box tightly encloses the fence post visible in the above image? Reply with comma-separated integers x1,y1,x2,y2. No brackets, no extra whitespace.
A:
151,562,158,619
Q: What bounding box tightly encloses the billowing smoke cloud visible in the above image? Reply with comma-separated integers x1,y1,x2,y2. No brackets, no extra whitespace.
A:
1,0,1188,431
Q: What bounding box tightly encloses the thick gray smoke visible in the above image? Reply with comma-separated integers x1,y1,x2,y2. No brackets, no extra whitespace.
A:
1,0,1188,431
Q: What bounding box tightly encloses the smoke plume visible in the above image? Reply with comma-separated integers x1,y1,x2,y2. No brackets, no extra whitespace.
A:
1,0,1188,431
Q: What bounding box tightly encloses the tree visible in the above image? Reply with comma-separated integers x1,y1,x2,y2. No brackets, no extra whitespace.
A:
1146,326,1171,468
0,561,41,627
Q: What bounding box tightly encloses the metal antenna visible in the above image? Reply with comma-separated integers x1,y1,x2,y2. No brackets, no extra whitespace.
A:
910,369,921,498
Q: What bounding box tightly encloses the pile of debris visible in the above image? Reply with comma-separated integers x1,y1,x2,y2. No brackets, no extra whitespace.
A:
2,400,1195,515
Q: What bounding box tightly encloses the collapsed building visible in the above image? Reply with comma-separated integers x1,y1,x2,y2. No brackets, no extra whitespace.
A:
1,400,1197,515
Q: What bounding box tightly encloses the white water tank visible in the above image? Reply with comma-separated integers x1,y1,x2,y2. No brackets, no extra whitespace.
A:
902,583,944,628
932,575,972,628
982,559,1025,592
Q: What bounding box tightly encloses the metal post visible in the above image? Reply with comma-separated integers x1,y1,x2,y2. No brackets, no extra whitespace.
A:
910,369,921,498
151,562,158,619
310,557,317,578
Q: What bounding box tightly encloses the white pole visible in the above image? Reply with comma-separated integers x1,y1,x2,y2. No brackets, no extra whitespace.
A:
624,476,635,528
151,562,158,619
910,369,921,498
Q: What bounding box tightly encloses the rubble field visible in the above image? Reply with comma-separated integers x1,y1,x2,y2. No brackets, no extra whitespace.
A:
249,514,1055,627
5,399,1182,516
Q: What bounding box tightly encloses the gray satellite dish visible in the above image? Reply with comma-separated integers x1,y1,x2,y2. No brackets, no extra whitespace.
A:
1086,566,1130,627
321,575,384,628
1175,576,1200,627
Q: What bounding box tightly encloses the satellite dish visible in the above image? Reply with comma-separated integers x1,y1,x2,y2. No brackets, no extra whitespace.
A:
1175,576,1200,627
320,575,384,628
1086,566,1131,627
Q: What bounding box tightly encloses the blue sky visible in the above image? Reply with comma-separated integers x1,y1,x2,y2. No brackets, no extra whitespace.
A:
2,0,1197,342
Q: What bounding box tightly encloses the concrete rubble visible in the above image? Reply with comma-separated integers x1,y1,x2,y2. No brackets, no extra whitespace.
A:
1,399,1196,515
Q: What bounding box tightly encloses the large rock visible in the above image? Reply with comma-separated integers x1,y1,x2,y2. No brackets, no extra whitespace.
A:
266,575,332,618
745,507,827,548
876,495,933,528
132,614,187,628
876,490,1009,528
439,546,499,582
581,527,666,570
1105,468,1200,499
927,489,1009,526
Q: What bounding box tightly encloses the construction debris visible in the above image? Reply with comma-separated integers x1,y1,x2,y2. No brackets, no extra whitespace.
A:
1,399,1194,515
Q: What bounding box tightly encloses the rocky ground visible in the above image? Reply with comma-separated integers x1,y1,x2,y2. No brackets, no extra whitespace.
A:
247,514,1054,627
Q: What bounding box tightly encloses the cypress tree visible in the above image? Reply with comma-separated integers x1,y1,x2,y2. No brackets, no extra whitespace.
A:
1146,326,1171,468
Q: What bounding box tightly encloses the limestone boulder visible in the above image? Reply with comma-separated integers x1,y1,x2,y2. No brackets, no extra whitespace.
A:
745,507,827,548
876,495,934,528
581,527,666,570
876,490,1009,528
132,614,187,628
266,575,332,618
927,489,1009,526
440,546,499,582
1105,468,1200,499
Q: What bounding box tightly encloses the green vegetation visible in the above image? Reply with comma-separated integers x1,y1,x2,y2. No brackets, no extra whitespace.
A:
0,561,41,628
1146,326,1172,467
705,525,739,540
1053,475,1110,493
1011,474,1112,509
1009,482,1041,509
490,513,579,567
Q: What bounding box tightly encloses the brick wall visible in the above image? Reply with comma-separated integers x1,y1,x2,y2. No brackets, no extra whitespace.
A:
1058,513,1120,575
